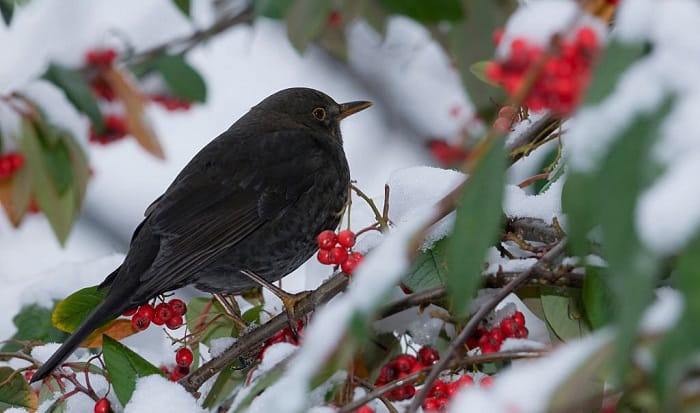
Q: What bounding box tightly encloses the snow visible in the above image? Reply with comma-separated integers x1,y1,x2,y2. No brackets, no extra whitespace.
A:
503,178,563,223
387,166,464,249
208,337,236,358
124,375,205,413
254,342,297,380
448,331,613,413
640,287,683,334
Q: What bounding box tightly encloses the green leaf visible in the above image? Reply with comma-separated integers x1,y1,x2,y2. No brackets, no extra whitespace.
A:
1,304,69,352
0,0,14,26
561,171,597,257
42,64,104,132
61,129,90,206
581,266,611,330
655,233,700,408
0,367,38,410
597,99,673,376
448,0,510,113
540,287,590,342
402,238,448,292
447,139,506,317
19,119,78,244
285,0,334,53
39,129,73,196
185,297,236,344
583,41,646,105
379,0,463,22
172,0,190,17
151,54,207,103
102,335,166,405
469,61,500,87
52,286,108,333
255,0,293,19
201,362,246,409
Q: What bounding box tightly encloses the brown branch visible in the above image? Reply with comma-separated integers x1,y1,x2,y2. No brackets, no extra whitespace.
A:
407,239,567,412
506,217,562,245
180,272,349,393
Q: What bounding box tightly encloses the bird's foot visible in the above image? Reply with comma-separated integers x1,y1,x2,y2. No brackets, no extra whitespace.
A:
213,293,249,333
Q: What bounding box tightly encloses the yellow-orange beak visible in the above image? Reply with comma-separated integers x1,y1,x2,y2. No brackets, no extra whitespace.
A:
338,101,372,120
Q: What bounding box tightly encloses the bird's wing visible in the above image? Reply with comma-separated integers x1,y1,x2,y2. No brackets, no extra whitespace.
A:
132,129,332,293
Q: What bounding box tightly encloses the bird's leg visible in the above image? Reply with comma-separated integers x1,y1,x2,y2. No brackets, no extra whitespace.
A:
239,269,310,336
212,293,249,333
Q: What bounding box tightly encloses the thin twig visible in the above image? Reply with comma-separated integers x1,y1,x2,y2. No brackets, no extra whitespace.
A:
351,184,389,230
407,239,567,412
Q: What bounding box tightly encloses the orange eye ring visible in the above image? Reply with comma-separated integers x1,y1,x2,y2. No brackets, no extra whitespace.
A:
312,107,327,121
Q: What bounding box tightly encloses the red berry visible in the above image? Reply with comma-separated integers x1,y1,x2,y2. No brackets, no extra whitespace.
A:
341,256,361,274
422,397,441,412
23,370,34,382
417,347,440,366
428,379,448,399
122,308,138,317
516,326,529,339
394,354,417,372
175,347,194,367
94,397,111,413
152,313,165,326
317,230,337,250
336,230,356,248
328,246,348,265
500,318,518,338
576,27,598,51
455,374,475,388
480,343,498,354
378,365,397,383
173,365,189,379
132,314,151,330
85,48,117,67
155,303,173,321
169,299,187,316
493,117,512,134
166,314,184,330
317,249,333,265
489,328,504,344
327,10,342,27
480,375,494,387
355,406,374,413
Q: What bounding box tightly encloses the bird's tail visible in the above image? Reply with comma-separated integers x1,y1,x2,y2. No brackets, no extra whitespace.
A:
30,296,122,383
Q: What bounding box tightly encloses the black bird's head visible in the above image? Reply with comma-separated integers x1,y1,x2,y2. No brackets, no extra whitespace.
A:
250,87,372,142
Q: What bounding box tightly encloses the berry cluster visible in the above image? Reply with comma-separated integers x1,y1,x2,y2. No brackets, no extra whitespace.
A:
422,374,494,412
374,347,440,401
89,115,127,145
122,298,187,331
486,27,601,115
0,152,24,179
427,140,469,167
160,347,194,381
85,48,118,68
316,230,364,275
258,319,304,359
93,397,111,413
466,310,528,353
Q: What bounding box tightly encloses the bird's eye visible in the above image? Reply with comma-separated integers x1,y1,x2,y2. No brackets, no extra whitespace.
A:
312,107,327,121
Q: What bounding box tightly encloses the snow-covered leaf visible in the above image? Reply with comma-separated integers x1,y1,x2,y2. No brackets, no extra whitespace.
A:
402,237,448,292
103,335,166,406
42,63,104,132
583,41,646,105
447,140,506,317
1,303,68,352
0,367,38,410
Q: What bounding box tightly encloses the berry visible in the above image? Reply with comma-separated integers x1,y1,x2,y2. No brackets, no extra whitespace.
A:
317,249,333,265
0,153,25,179
336,230,356,248
455,374,475,388
399,282,414,295
152,313,165,326
417,347,440,366
149,95,192,111
516,326,529,339
90,115,128,144
575,27,598,52
132,304,155,331
169,299,187,316
94,397,111,413
500,318,518,338
23,370,34,382
422,397,441,412
341,254,361,274
155,303,173,321
355,406,374,413
317,230,337,250
512,311,526,327
489,328,504,344
328,246,348,265
327,10,342,27
122,308,138,317
480,342,498,354
175,347,194,367
480,375,494,387
394,354,417,372
493,117,513,134
85,48,117,67
166,314,184,329
428,379,448,399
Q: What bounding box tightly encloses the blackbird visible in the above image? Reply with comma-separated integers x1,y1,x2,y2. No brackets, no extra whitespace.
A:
31,87,371,383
